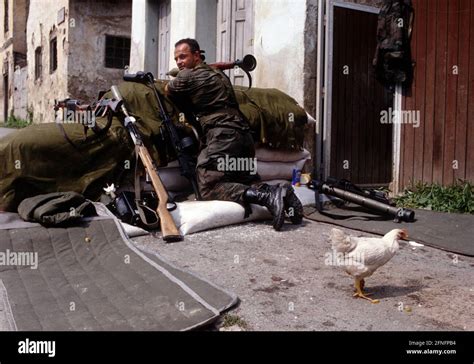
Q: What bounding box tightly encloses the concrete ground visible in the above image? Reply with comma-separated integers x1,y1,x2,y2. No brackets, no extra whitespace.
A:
133,218,474,331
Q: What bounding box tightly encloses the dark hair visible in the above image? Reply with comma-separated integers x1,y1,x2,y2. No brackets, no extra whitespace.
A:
175,38,206,61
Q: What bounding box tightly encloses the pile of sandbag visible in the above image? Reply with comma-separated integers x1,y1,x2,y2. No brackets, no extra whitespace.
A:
152,146,311,193
255,147,311,182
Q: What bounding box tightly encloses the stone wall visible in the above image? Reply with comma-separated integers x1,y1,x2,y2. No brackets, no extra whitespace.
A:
68,0,132,102
26,0,70,123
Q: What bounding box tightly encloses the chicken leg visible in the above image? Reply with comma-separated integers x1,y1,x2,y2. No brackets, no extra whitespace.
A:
353,278,379,304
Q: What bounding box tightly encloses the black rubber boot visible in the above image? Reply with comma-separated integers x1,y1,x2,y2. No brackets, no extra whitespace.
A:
243,184,286,231
283,183,304,224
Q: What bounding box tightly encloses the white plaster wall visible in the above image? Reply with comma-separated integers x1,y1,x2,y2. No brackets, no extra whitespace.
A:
195,0,217,63
168,0,197,67
130,0,147,73
253,0,306,105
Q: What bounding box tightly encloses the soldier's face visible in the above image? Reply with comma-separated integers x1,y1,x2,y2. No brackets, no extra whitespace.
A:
174,44,201,70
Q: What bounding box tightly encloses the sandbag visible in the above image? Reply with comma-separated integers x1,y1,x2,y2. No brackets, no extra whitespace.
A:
255,147,311,163
257,159,309,181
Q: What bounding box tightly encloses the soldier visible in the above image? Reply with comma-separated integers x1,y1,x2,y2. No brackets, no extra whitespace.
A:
165,38,303,231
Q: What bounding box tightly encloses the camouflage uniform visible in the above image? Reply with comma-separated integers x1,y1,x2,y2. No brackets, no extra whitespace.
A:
372,0,413,88
167,63,260,203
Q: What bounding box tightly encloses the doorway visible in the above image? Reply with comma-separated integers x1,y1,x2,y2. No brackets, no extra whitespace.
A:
323,1,393,185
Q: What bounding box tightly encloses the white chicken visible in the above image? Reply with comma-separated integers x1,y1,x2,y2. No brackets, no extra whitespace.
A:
329,228,408,303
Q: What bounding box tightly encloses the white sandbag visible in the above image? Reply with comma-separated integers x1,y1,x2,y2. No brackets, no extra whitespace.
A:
169,185,315,236
255,147,311,163
170,200,271,235
257,158,308,181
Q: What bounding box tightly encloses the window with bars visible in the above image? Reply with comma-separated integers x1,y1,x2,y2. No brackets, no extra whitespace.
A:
105,35,130,69
50,37,57,73
4,0,9,34
35,47,42,80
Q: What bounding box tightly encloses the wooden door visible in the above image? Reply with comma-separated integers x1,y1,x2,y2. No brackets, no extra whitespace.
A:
216,0,254,86
329,5,393,185
157,0,171,80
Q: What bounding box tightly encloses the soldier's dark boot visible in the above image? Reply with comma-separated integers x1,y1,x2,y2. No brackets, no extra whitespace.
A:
283,183,304,224
243,184,286,231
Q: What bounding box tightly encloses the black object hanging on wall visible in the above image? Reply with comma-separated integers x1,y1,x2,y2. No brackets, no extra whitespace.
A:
372,0,414,90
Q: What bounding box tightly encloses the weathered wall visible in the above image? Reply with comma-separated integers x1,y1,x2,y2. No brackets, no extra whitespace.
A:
0,0,29,122
253,0,306,106
130,0,158,74
0,46,13,122
0,0,13,45
27,0,70,123
12,65,28,120
302,0,319,171
13,0,28,55
68,0,132,102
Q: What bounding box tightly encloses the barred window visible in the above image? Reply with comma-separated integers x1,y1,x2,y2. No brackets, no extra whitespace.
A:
35,47,42,80
50,37,57,73
4,0,8,34
105,35,130,69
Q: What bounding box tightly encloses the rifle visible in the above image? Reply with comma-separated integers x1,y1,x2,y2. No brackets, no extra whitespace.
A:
54,98,118,136
111,85,183,242
308,177,415,223
123,72,202,200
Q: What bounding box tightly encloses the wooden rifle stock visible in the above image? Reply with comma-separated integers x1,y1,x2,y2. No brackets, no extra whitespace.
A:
135,144,182,242
111,85,182,242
